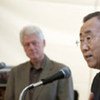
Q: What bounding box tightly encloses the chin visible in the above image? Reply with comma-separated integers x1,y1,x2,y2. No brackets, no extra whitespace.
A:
31,57,38,60
88,63,95,69
88,64,98,69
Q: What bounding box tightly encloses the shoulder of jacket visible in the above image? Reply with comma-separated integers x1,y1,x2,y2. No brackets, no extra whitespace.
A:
11,61,30,71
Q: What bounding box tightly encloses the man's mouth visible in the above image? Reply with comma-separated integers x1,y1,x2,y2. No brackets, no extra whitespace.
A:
85,54,93,60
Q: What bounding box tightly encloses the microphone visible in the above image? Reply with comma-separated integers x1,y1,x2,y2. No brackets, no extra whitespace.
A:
27,68,71,90
19,68,71,100
42,68,71,85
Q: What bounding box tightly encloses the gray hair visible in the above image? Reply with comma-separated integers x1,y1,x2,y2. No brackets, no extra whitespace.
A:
20,25,45,44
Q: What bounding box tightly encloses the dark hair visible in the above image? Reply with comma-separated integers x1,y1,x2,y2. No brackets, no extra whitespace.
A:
83,11,100,22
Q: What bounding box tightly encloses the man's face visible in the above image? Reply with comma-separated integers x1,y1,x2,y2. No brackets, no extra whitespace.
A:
80,17,100,69
22,34,45,62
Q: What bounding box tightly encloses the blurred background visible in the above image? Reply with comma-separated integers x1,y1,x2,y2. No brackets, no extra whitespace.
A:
0,0,100,99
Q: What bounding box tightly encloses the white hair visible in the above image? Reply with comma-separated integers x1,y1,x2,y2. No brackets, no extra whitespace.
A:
20,25,45,44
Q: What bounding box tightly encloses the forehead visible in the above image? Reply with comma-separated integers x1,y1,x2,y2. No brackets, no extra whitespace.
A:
80,17,100,37
23,34,39,39
23,34,41,42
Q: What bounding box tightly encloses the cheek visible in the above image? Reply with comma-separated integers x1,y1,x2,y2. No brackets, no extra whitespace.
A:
23,47,30,55
93,43,100,60
38,44,44,51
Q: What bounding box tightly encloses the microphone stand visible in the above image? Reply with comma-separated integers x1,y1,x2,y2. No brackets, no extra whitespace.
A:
19,81,43,100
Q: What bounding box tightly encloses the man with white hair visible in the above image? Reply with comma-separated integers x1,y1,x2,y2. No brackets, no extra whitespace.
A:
5,25,74,100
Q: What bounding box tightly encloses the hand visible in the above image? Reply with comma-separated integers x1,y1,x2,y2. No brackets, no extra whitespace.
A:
89,92,94,100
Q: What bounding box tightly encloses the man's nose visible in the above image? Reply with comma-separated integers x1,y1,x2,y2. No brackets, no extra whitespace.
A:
29,43,35,49
81,42,89,52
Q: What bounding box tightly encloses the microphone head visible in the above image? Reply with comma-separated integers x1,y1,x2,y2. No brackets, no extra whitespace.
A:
60,67,71,78
42,67,71,85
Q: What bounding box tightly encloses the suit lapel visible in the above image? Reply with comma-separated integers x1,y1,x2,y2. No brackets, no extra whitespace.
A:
21,62,31,100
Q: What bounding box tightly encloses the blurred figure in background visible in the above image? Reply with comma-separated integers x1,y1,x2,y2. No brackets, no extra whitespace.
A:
5,25,74,100
0,62,6,69
80,11,100,100
0,62,11,100
74,90,79,100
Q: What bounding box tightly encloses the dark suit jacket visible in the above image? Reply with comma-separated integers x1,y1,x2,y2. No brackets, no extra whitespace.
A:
5,56,74,100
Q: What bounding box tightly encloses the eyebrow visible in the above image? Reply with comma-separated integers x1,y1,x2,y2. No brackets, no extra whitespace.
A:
84,30,91,34
80,30,91,37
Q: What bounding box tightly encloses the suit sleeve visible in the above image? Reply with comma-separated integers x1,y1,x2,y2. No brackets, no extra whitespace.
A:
4,69,15,100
